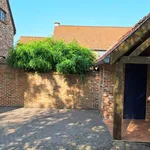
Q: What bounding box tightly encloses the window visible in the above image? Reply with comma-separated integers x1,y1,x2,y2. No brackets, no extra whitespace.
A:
0,9,6,22
97,51,106,57
94,50,106,57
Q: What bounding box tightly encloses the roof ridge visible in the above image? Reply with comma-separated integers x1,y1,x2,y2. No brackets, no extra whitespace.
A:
58,25,132,28
20,36,46,38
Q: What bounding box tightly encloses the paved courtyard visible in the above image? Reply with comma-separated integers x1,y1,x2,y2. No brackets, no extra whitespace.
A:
0,108,150,150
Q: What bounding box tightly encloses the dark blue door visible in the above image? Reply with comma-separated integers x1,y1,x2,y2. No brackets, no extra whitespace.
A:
123,64,147,119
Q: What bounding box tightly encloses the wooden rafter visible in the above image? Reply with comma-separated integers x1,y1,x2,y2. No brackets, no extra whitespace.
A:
113,61,124,140
121,56,150,64
110,19,150,64
130,37,150,56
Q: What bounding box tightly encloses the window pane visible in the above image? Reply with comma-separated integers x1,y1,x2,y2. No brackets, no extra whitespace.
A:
1,12,4,21
0,10,2,20
97,51,106,57
0,9,6,22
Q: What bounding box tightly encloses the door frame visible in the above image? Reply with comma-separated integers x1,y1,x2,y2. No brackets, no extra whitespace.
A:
113,56,150,140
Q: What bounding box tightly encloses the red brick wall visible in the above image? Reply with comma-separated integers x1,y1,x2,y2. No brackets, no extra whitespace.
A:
0,65,26,106
0,64,100,109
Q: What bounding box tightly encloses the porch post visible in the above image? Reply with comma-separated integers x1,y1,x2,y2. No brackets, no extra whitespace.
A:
113,61,124,140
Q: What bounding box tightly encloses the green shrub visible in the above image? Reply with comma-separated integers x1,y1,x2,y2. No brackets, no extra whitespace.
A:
7,41,53,72
55,42,95,74
7,38,96,74
56,59,76,74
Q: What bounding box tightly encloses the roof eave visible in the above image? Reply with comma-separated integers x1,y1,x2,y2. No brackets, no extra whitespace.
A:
96,13,150,65
7,0,16,35
95,56,110,66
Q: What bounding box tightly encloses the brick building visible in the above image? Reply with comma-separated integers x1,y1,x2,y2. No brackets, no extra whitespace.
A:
0,0,16,60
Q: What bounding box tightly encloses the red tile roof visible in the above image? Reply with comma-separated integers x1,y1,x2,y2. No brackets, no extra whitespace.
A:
19,36,45,44
53,26,131,50
96,13,150,64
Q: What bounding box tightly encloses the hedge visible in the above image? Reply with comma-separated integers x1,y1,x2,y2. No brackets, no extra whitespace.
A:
7,38,96,74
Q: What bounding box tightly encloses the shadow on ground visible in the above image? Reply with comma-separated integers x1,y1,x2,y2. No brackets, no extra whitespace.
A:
0,108,112,150
0,108,150,150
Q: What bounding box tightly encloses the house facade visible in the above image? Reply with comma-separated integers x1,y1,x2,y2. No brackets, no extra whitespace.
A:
0,0,16,59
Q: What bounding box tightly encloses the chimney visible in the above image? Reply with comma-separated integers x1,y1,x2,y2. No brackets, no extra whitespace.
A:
54,22,60,26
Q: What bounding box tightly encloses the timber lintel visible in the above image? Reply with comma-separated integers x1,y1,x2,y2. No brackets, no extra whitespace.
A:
121,56,150,64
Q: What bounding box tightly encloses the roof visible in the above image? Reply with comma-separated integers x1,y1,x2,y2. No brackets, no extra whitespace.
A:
96,13,150,64
53,25,131,50
19,36,45,44
7,0,16,35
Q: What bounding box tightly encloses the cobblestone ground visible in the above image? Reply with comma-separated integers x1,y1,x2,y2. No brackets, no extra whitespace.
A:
0,108,150,150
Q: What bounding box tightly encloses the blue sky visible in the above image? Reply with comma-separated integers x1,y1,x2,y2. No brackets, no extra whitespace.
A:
10,0,150,43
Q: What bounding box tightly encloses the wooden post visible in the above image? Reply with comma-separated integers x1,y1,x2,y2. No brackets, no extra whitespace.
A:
113,61,124,140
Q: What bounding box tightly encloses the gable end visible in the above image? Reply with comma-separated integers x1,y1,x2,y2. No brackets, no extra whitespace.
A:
6,0,16,35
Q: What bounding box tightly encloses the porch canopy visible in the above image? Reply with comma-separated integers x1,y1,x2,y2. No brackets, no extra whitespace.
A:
96,13,150,140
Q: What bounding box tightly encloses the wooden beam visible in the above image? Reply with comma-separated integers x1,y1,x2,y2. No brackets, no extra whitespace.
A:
121,56,150,64
130,37,150,56
113,61,124,140
110,19,150,64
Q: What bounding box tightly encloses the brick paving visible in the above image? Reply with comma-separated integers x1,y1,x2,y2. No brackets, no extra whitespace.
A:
105,119,150,142
0,108,150,150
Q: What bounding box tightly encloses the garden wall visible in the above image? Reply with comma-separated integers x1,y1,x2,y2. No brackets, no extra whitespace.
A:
0,64,100,109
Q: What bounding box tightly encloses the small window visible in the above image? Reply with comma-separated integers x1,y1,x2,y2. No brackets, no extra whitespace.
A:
0,9,6,22
94,51,106,57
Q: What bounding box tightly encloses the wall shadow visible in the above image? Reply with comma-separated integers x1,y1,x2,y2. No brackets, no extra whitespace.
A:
0,108,112,149
24,71,100,110
0,64,101,110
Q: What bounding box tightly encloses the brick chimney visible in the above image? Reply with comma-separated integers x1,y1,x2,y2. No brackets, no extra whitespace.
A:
54,22,60,26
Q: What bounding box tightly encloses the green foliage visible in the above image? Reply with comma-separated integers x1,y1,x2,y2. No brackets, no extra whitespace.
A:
7,38,96,74
55,42,95,74
7,41,53,72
